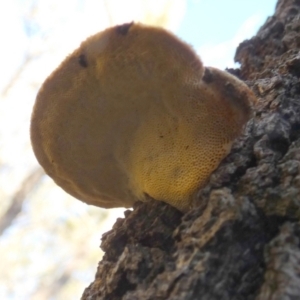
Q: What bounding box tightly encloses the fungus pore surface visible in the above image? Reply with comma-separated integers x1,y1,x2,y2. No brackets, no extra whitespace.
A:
30,22,256,212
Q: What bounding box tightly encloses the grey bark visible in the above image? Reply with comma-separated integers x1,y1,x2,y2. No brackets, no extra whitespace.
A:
82,0,300,299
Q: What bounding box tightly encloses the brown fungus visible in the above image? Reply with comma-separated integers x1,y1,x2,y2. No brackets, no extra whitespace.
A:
30,23,256,212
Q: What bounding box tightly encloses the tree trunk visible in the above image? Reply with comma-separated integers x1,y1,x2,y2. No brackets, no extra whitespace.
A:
82,0,300,299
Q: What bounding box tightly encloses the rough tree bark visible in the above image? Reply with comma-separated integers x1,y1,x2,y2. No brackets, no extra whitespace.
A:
82,0,300,299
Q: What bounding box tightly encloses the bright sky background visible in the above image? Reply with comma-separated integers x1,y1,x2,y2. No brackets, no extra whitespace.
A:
0,0,277,299
177,0,276,68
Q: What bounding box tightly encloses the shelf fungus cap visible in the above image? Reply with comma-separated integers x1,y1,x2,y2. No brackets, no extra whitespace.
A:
30,22,256,212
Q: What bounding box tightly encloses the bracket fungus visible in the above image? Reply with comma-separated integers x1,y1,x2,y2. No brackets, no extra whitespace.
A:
30,22,256,212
